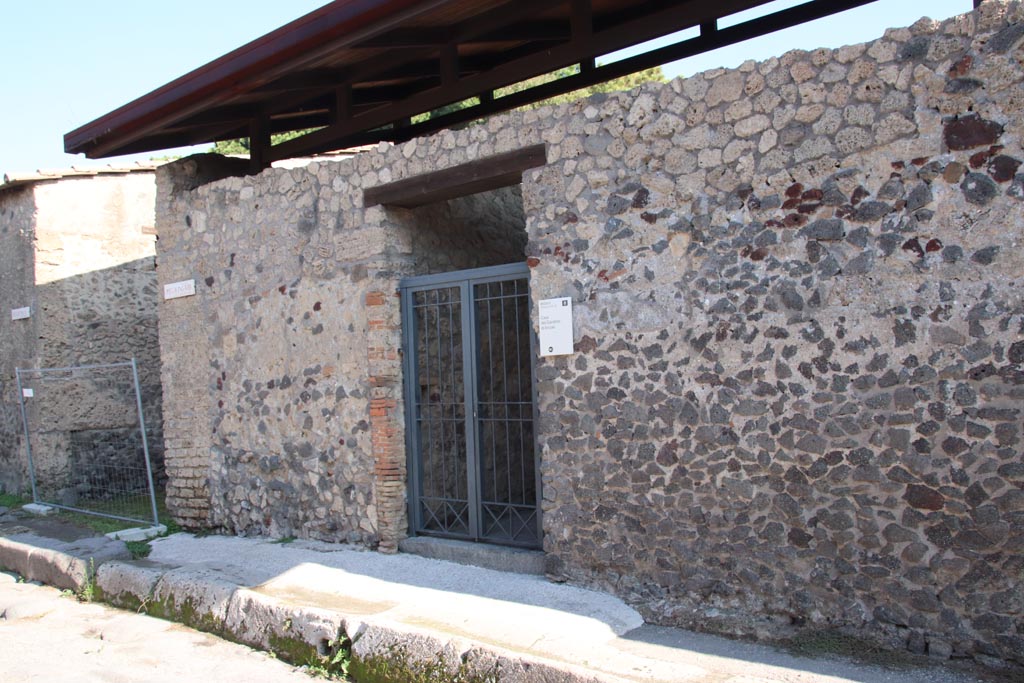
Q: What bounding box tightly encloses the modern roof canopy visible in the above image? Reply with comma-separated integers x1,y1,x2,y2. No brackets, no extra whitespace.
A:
65,0,886,172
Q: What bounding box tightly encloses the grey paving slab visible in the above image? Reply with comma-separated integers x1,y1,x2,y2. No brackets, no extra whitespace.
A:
0,576,316,683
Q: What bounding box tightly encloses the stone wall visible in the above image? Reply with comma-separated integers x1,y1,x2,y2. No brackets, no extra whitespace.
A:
0,171,162,498
0,186,40,494
156,158,526,539
155,2,1023,667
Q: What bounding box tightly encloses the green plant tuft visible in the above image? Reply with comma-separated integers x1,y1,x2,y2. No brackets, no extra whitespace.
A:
125,540,152,559
350,645,499,683
784,629,913,669
77,558,97,603
0,492,28,509
271,536,297,545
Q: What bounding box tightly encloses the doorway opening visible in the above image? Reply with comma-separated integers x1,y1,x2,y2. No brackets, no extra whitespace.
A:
395,185,539,549
401,263,538,548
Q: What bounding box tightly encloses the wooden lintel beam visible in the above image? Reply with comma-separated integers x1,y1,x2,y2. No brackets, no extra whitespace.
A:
363,144,547,208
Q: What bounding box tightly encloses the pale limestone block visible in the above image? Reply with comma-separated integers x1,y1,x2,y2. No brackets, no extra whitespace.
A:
844,103,877,127
627,93,658,128
735,114,771,138
795,104,825,124
836,43,866,63
828,83,853,107
758,129,778,154
724,99,753,123
566,176,587,202
835,127,873,155
682,73,710,101
875,112,918,144
794,136,835,162
779,83,799,104
723,139,753,165
698,147,723,168
866,38,898,62
790,61,817,84
744,71,765,97
706,70,745,106
854,77,886,103
664,149,698,175
798,82,827,105
641,113,684,139
754,89,782,114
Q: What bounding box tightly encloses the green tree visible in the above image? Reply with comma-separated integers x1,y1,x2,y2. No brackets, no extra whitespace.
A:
210,129,310,156
496,64,666,109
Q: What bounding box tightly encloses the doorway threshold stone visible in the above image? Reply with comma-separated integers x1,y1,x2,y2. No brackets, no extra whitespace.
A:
398,536,544,575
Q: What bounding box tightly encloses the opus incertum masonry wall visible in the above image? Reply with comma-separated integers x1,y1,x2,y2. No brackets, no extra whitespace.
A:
0,170,162,497
155,2,1024,667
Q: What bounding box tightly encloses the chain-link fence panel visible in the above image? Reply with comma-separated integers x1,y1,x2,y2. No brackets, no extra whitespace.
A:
16,360,159,526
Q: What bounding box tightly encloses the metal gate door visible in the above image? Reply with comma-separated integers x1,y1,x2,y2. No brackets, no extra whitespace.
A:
401,263,539,548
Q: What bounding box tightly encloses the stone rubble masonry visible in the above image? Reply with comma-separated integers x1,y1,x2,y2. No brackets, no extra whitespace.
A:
0,171,162,497
155,1,1024,668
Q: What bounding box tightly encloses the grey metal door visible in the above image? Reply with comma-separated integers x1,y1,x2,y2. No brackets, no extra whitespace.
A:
401,263,540,548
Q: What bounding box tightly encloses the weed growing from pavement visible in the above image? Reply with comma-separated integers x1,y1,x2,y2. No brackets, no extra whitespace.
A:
272,536,297,545
125,541,152,559
0,492,27,509
52,491,180,536
784,629,912,669
77,558,97,603
302,635,352,679
350,644,500,683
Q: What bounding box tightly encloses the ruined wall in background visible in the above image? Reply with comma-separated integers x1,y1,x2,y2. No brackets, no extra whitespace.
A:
156,2,1023,668
0,172,161,498
0,187,40,494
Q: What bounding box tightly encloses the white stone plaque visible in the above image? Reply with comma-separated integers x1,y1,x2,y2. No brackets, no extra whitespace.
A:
539,297,573,357
163,279,196,300
11,306,30,320
22,388,33,398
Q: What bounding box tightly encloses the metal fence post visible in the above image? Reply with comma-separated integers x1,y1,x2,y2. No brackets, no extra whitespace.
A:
131,358,160,526
14,368,39,504
15,361,163,527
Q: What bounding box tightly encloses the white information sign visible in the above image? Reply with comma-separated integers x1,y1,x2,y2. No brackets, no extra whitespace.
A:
538,297,574,357
163,279,196,301
11,306,30,320
22,388,33,398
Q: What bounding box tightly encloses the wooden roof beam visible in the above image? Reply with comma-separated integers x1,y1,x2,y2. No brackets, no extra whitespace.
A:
272,0,881,160
354,22,569,48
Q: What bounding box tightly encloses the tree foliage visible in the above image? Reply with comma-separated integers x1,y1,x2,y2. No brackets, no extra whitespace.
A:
210,65,666,155
496,64,666,110
210,129,309,156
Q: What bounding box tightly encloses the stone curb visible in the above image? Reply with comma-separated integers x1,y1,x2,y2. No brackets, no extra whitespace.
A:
0,534,624,682
96,558,622,682
0,534,129,592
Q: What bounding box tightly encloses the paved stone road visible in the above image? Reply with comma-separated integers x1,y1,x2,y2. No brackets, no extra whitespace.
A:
0,571,315,683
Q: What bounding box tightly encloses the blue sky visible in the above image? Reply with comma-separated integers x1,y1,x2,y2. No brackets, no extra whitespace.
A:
1,0,972,175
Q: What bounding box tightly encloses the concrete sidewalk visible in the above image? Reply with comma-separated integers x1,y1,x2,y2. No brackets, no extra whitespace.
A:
0,524,994,683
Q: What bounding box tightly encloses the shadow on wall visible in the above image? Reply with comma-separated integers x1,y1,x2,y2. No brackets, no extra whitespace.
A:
0,257,164,498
